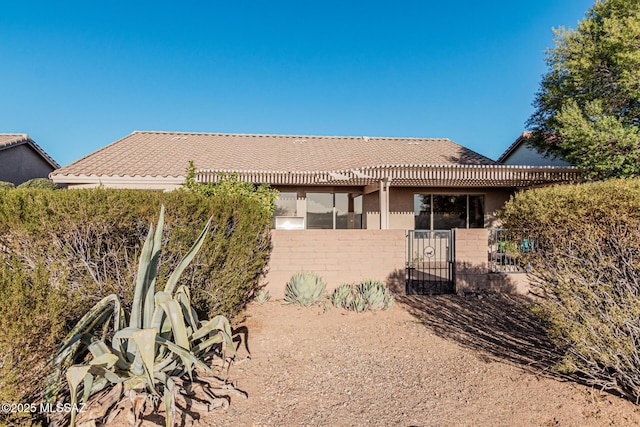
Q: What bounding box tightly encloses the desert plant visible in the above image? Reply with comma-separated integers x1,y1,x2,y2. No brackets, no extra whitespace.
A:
284,272,326,306
330,280,394,312
255,289,271,304
357,279,394,310
45,207,244,427
348,292,368,313
329,284,353,309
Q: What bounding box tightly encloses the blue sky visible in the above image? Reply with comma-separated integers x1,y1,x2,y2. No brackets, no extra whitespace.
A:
1,1,593,166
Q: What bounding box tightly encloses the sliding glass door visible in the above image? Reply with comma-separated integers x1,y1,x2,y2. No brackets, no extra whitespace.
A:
414,194,485,230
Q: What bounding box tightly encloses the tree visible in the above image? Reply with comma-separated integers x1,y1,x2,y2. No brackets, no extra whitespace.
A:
527,0,640,179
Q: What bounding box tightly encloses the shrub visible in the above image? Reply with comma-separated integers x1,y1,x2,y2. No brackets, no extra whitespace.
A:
0,187,272,318
0,260,78,426
330,280,394,312
284,272,326,306
46,207,244,427
17,178,58,189
0,181,14,189
500,178,640,402
0,186,273,420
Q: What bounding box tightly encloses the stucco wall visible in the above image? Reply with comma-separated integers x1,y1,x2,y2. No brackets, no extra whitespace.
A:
0,145,56,185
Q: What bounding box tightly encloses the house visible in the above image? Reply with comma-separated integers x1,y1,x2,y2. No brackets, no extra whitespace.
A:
0,134,60,185
51,130,580,231
498,132,571,166
51,130,582,295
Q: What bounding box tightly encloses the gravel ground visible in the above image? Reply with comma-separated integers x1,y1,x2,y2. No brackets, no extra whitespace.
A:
194,294,640,427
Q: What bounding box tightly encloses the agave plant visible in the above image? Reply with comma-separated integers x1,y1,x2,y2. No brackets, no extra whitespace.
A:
254,289,271,304
329,284,353,309
357,279,394,310
330,280,394,312
45,206,245,427
283,272,326,306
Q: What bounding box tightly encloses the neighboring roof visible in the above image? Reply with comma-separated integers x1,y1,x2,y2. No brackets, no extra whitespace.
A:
51,130,581,188
0,133,60,168
497,132,570,167
497,132,533,164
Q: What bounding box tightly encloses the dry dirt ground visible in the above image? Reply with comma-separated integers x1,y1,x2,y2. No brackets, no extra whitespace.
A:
142,294,640,426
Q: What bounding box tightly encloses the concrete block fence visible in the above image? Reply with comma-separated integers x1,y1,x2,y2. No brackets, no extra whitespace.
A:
261,229,530,298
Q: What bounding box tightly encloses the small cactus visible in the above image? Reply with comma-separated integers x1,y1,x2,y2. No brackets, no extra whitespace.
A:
284,272,326,306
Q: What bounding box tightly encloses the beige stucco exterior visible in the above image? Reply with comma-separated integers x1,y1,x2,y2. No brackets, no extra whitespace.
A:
274,185,512,231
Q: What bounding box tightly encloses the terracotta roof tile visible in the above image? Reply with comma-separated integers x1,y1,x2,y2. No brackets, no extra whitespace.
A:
53,131,497,179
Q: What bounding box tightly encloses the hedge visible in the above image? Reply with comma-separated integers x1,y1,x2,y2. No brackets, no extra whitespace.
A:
500,178,640,402
0,186,274,421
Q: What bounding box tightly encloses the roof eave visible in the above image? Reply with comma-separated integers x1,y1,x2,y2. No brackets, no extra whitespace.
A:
50,174,185,190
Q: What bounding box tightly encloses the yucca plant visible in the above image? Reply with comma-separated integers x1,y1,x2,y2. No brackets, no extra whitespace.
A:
45,206,245,427
283,272,326,306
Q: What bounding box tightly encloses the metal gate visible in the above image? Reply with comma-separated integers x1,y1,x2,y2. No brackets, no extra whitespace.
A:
406,230,454,294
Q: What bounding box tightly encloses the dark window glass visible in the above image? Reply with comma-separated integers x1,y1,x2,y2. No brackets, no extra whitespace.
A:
469,195,485,228
306,193,334,229
413,194,431,230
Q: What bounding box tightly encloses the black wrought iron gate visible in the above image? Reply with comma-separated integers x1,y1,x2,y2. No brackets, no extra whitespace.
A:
406,230,454,294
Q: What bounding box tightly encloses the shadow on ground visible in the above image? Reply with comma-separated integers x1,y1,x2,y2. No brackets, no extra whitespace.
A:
396,292,564,377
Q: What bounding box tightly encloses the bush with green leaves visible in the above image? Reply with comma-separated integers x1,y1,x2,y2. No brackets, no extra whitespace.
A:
46,207,244,427
0,180,14,189
330,280,394,312
17,178,58,189
0,185,273,422
284,272,326,306
0,260,77,426
501,178,640,402
0,186,273,318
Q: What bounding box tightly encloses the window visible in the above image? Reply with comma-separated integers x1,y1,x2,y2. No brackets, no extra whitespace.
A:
273,192,302,229
306,192,363,230
414,194,485,230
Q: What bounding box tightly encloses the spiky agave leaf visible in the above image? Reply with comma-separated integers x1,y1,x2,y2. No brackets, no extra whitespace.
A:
44,294,123,404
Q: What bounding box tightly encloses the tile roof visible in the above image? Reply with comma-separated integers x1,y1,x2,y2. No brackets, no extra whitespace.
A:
0,133,60,168
0,133,30,148
53,131,498,179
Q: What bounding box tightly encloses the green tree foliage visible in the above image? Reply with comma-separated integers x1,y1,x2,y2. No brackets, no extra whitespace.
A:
501,179,640,402
184,161,277,215
527,0,640,179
